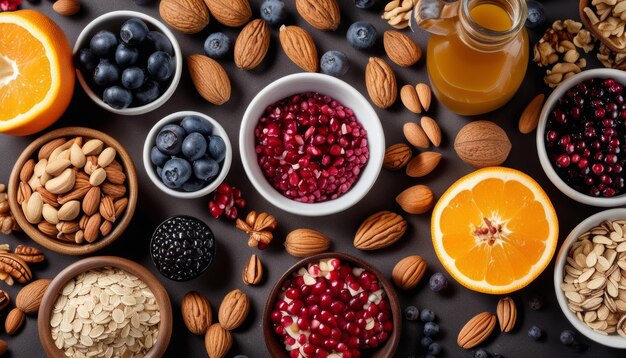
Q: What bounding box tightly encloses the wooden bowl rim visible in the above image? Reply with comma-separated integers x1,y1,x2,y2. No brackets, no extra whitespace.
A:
262,252,402,357
579,0,626,54
7,127,138,256
37,256,172,358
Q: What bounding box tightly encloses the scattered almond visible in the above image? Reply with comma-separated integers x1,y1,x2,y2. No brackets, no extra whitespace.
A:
203,0,251,27
396,184,434,214
383,144,412,170
400,84,422,114
187,55,231,105
295,0,340,31
205,323,232,358
457,312,497,349
182,291,212,335
5,308,24,335
403,122,430,148
415,83,432,111
354,211,407,250
405,152,442,177
52,0,80,16
279,25,319,73
15,279,51,314
392,255,427,290
421,116,442,147
365,57,397,109
218,289,250,331
519,94,545,134
159,0,210,34
384,30,421,67
454,120,511,168
496,297,517,333
285,229,330,257
242,254,263,286
234,19,270,70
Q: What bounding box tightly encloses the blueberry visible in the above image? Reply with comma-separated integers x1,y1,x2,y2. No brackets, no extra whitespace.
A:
161,158,192,188
420,308,435,322
528,325,542,340
147,51,174,82
260,0,286,26
77,48,98,72
115,43,139,67
93,60,120,86
525,0,546,29
103,86,133,109
90,31,118,58
193,157,220,181
181,133,207,161
207,135,226,162
427,342,441,356
474,349,490,358
156,166,162,177
429,272,448,292
404,306,419,321
204,32,231,59
181,115,213,136
150,146,169,167
134,80,160,105
121,67,145,90
560,330,575,345
156,124,186,155
347,21,377,50
423,322,439,337
354,0,375,8
182,179,206,192
529,295,543,310
143,31,174,56
120,18,149,46
420,336,433,349
320,50,349,77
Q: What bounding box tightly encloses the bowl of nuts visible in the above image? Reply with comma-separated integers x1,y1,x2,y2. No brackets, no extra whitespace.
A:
240,73,385,216
7,127,138,255
536,68,626,207
263,252,401,357
554,208,626,348
38,256,172,357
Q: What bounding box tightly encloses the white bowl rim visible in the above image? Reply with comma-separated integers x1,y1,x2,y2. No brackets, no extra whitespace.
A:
143,111,232,199
73,10,183,115
536,68,626,207
239,73,385,216
553,208,626,349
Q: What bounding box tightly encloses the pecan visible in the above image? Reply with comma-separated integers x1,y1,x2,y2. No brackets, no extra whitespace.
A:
14,245,45,264
235,211,276,249
0,254,32,283
0,290,10,310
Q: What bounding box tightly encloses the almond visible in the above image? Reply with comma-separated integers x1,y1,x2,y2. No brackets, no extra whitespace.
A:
113,198,129,218
519,94,545,134
46,158,72,176
57,185,90,205
400,84,422,114
403,122,430,148
101,182,126,198
84,214,101,243
242,254,263,286
295,0,340,31
104,166,126,184
279,25,319,73
204,323,232,358
37,187,59,208
24,192,43,224
203,0,251,27
284,228,330,257
82,186,101,216
89,168,107,186
38,138,66,160
38,222,58,237
99,195,116,222
70,143,86,168
234,19,270,70
496,297,517,333
99,220,112,236
5,308,24,335
81,139,103,156
420,116,442,147
52,0,80,16
406,152,442,177
15,279,51,314
159,0,210,34
182,291,212,335
20,159,35,183
218,289,250,331
17,182,31,206
187,55,231,105
42,204,59,225
384,30,421,67
415,83,432,111
383,143,412,170
365,57,397,109
395,184,434,214
354,211,407,250
44,168,75,195
392,255,427,290
454,120,511,168
457,312,497,349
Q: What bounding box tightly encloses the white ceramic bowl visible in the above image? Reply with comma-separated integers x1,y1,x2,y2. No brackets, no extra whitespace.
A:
239,73,385,216
537,68,626,207
73,10,182,115
554,208,626,349
143,111,232,199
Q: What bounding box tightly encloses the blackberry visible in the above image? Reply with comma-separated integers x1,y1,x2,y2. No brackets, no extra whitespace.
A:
150,216,215,281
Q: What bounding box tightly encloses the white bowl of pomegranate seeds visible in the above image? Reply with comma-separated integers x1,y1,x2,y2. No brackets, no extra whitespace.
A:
240,73,385,216
263,253,401,357
537,68,626,207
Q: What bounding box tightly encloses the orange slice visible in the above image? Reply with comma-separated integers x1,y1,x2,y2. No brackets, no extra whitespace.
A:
0,10,74,136
431,167,558,294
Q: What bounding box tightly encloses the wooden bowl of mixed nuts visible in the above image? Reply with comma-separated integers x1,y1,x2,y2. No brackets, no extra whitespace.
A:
38,256,172,357
7,127,138,255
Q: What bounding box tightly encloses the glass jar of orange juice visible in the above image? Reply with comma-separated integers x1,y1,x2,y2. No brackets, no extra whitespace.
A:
414,0,528,115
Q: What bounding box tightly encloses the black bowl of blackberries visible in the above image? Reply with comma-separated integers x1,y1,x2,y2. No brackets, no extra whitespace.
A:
73,10,182,114
537,69,626,207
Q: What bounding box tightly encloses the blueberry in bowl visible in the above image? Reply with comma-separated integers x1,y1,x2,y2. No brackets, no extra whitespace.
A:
150,215,215,281
143,111,232,199
73,10,182,115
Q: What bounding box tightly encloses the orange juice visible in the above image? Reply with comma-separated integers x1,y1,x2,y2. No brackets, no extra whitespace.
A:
426,3,529,115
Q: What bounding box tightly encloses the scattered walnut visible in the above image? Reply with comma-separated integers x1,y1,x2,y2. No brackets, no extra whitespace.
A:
235,211,277,250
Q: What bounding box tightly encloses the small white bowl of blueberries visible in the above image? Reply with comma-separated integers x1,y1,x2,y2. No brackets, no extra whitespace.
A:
143,111,232,199
74,10,182,114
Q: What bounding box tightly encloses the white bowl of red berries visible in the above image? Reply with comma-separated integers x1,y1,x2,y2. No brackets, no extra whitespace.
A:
74,10,182,114
537,68,626,207
263,252,401,357
239,73,385,216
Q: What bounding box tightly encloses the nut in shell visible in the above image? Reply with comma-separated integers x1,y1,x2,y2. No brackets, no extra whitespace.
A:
242,254,263,285
217,289,250,331
285,229,330,257
392,255,427,290
383,144,412,170
354,211,407,250
454,120,511,168
205,323,232,358
182,291,212,335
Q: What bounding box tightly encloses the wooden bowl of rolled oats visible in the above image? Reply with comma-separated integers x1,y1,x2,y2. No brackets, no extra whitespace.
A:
38,256,172,358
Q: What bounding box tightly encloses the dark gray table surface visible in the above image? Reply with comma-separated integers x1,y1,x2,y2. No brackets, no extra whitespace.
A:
0,0,622,357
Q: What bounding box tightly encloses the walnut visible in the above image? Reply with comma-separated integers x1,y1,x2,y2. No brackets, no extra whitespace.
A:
235,211,277,249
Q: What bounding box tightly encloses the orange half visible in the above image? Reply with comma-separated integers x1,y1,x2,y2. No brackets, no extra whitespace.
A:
0,10,74,135
431,167,558,294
